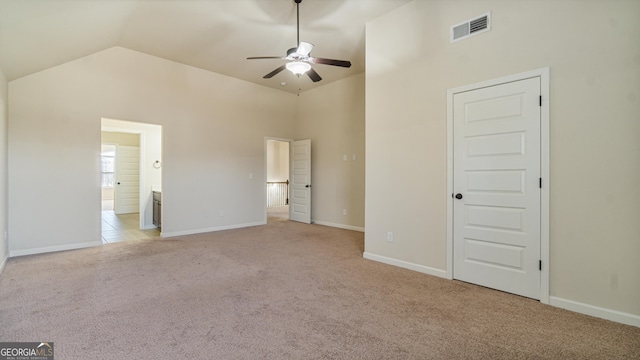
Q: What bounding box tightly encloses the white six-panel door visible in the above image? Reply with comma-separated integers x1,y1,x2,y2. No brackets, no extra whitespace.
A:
290,139,311,224
453,77,541,299
114,145,140,215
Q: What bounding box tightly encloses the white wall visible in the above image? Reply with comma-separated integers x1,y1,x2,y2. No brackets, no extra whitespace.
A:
365,0,640,321
296,73,365,231
102,119,162,230
0,66,8,271
266,140,289,183
8,46,296,254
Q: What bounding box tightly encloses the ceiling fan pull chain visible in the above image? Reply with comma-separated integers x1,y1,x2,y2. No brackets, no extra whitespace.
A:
296,0,301,46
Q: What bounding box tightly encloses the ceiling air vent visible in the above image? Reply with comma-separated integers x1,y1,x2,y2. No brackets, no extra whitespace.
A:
450,12,491,43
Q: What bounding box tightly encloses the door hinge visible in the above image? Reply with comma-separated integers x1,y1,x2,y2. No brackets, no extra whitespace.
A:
539,178,542,189
539,95,542,107
539,260,542,271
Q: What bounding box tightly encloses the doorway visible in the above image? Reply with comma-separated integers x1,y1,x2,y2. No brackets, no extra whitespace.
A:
266,139,290,221
101,118,163,243
447,68,550,303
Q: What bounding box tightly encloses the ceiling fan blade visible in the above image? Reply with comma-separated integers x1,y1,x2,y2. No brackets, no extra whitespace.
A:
263,65,287,79
306,68,322,82
309,57,352,68
247,56,284,60
296,42,314,57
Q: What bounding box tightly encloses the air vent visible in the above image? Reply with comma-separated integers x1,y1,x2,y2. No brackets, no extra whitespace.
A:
451,12,491,43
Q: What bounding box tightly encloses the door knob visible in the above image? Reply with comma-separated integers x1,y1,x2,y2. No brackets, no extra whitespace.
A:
117,182,121,185
455,193,463,199
305,184,311,188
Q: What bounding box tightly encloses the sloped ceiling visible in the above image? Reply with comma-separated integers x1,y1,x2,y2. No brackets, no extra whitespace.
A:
0,0,412,93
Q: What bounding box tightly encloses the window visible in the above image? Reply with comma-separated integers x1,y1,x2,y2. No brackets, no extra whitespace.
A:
101,153,115,187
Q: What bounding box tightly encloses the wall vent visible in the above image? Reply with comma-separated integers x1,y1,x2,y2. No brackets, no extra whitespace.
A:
450,12,491,43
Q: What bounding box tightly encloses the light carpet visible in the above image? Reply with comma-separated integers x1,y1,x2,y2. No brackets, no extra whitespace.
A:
1,216,639,359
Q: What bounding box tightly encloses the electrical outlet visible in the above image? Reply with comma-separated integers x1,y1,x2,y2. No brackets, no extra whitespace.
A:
387,231,394,243
352,154,356,160
343,154,348,161
219,210,224,217
249,173,253,180
343,209,347,215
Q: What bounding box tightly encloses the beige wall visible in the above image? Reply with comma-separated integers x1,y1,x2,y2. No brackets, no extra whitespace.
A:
266,140,289,183
365,0,640,319
0,66,7,268
102,131,140,147
296,73,365,230
8,46,296,253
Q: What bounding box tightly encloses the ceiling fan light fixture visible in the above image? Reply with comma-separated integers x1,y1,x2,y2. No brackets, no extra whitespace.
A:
286,61,311,75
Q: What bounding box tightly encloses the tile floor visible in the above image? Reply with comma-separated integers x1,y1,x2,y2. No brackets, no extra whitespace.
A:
101,210,160,244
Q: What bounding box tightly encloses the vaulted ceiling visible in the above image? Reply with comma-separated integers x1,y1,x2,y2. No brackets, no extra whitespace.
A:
0,0,412,93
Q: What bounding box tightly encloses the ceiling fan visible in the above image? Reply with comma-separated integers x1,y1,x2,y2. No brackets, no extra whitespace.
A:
246,0,351,83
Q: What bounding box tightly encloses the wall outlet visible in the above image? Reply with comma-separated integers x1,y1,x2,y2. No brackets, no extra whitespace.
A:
352,154,356,160
249,173,254,180
342,209,347,215
343,154,348,161
219,210,224,217
387,231,394,243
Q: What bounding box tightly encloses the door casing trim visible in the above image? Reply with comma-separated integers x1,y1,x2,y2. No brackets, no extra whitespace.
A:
446,67,550,304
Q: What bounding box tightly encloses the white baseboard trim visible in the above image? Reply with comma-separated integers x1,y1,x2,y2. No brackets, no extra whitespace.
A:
363,252,448,279
313,220,364,232
10,241,102,258
160,221,267,238
142,225,159,230
549,296,640,328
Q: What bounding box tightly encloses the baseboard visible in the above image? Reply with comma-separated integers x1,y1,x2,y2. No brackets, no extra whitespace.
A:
9,241,102,257
160,221,267,238
313,220,364,233
363,252,448,279
549,296,640,328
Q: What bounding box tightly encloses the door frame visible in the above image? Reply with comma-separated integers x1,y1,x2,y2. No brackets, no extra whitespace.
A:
102,118,163,231
446,67,550,304
264,137,293,222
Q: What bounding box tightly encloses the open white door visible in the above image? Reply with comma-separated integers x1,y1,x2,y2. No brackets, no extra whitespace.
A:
290,139,311,224
114,145,140,215
453,77,541,299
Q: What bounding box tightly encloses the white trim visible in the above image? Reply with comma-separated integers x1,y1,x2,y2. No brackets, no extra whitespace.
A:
101,118,163,231
160,221,266,238
549,296,640,328
446,67,550,302
264,136,293,223
363,252,448,279
9,241,102,257
313,220,364,233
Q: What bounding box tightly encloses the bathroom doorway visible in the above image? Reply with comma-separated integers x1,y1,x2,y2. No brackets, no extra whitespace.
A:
101,118,162,243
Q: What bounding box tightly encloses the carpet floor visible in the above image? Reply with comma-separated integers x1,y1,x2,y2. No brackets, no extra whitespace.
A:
1,216,639,359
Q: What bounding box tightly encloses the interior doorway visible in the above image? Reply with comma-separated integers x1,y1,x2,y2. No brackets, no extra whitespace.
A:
266,139,290,221
446,68,550,303
101,118,163,243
